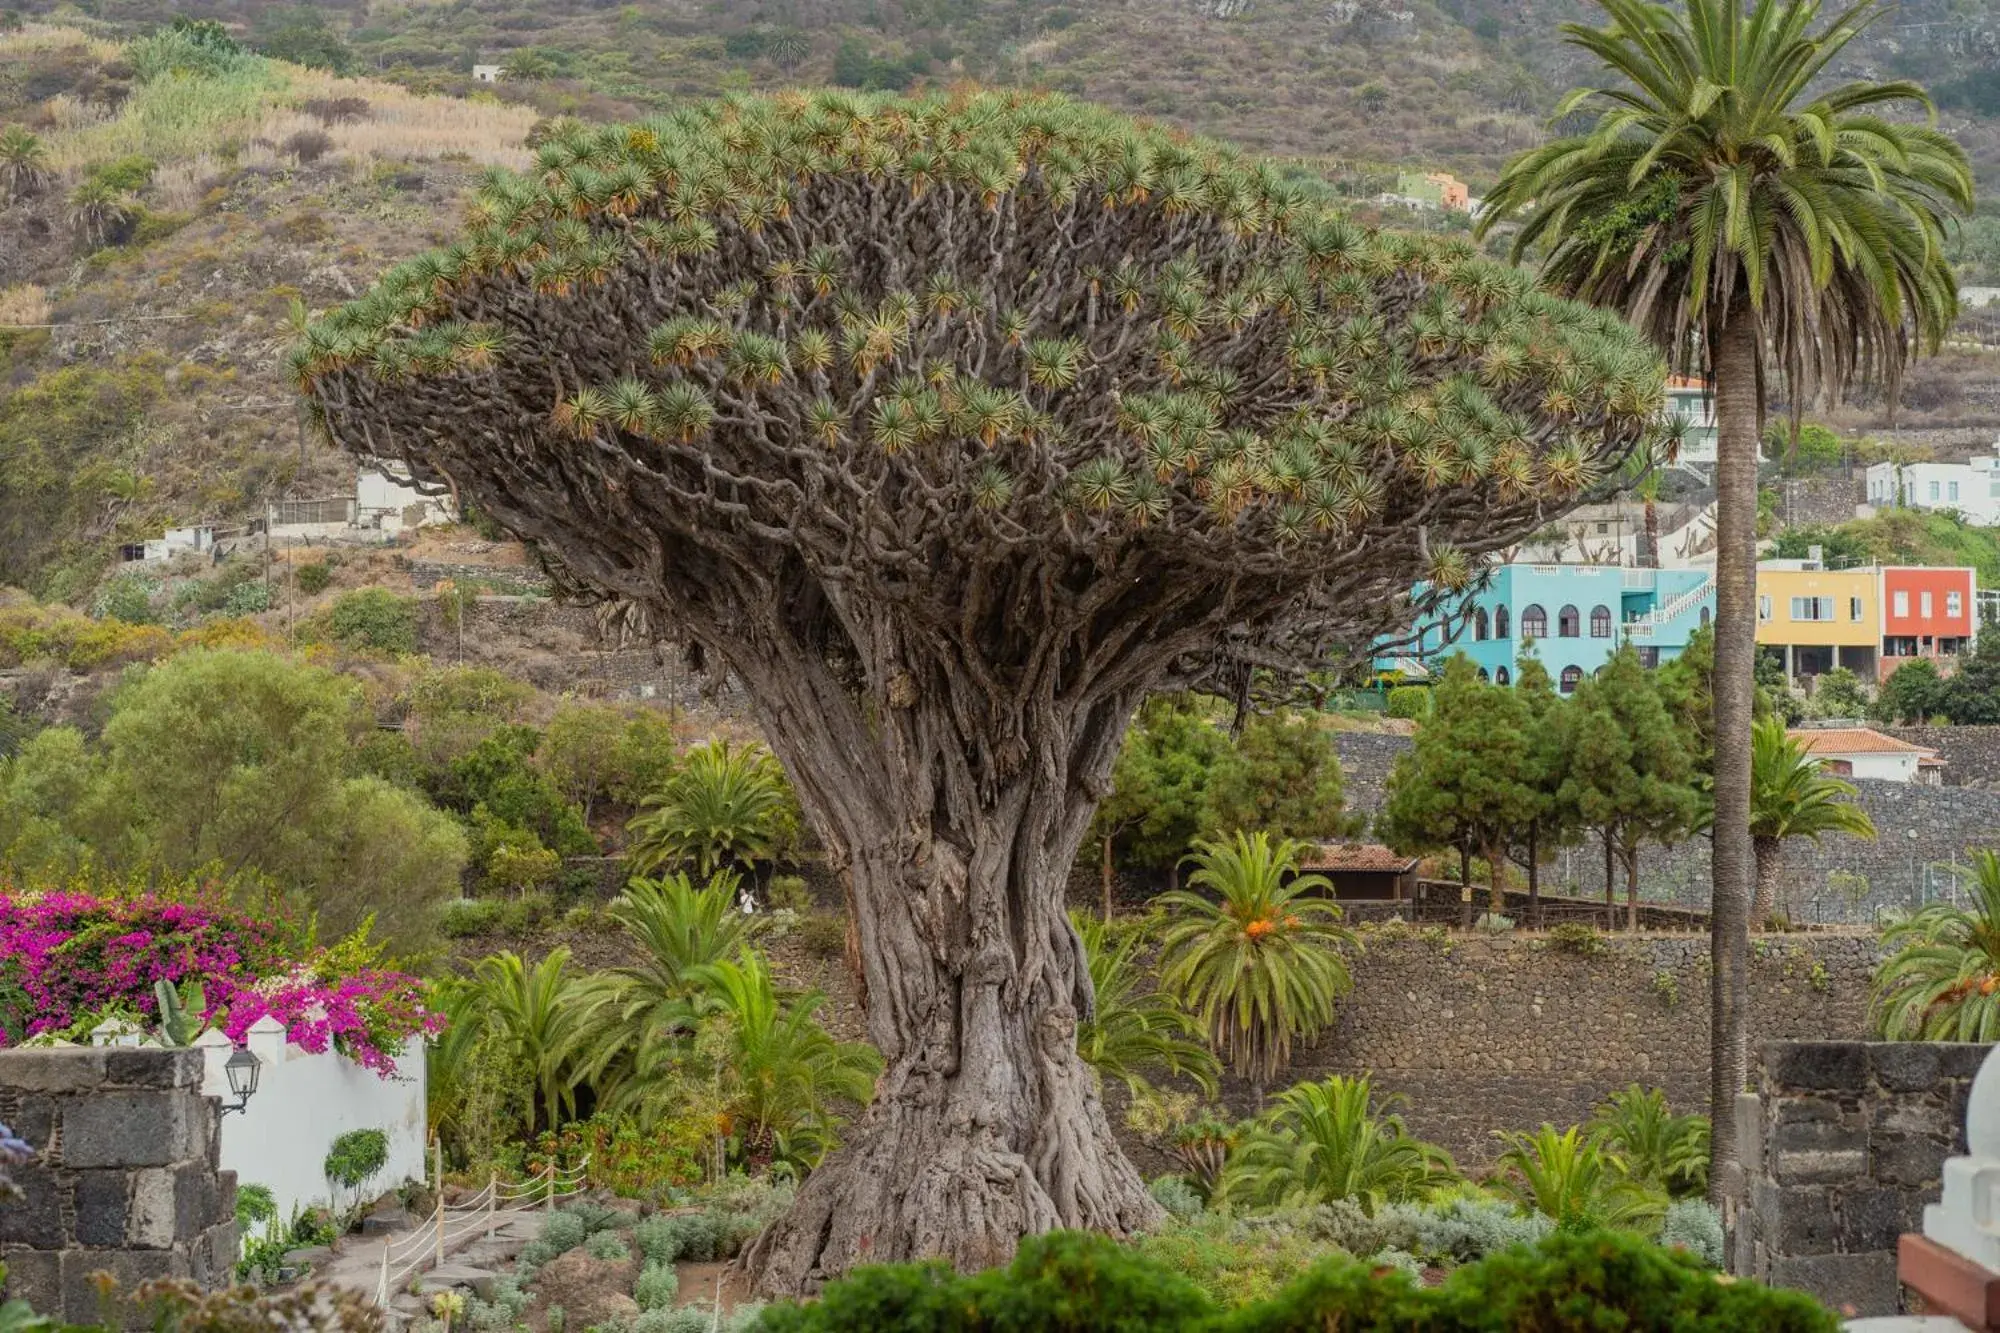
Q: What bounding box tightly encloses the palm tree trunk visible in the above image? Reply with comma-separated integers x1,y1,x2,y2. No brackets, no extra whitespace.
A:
1707,301,1759,1222
1750,835,1780,927
1644,494,1661,569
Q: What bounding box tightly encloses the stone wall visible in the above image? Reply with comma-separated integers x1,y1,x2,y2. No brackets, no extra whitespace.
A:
1205,931,1878,1168
0,1047,236,1327
1881,725,2000,789
1772,472,1863,528
1339,735,2000,922
1332,731,1410,821
1734,1040,1986,1317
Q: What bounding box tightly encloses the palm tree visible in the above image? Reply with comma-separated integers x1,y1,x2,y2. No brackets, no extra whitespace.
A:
626,738,794,878
1156,832,1356,1103
1872,849,2000,1041
1478,0,1972,1204
1490,1125,1665,1232
0,127,51,202
1748,717,1876,924
1073,914,1218,1099
1217,1074,1457,1214
683,952,881,1168
1587,1085,1710,1199
473,948,588,1135
66,178,138,249
575,870,759,1093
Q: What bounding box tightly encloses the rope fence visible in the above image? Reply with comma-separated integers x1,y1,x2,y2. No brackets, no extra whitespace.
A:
372,1148,591,1306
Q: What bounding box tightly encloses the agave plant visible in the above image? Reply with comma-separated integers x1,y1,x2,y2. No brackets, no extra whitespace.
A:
1872,849,2000,1041
625,738,796,878
1073,914,1218,1098
1156,832,1356,1102
1490,1124,1664,1232
1587,1085,1709,1199
1217,1074,1456,1215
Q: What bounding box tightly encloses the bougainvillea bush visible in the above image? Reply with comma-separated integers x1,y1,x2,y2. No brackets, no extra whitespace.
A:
0,884,441,1075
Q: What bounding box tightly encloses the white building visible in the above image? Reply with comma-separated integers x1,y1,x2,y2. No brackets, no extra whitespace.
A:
1663,377,1718,465
1789,726,1942,785
1864,445,2000,526
356,465,455,531
472,64,503,83
119,524,216,564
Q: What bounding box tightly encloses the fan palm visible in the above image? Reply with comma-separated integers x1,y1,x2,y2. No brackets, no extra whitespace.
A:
1490,1124,1665,1232
1587,1085,1711,1198
0,127,51,202
1749,717,1876,924
67,179,138,249
1872,848,2000,1041
1217,1074,1457,1214
626,738,794,877
1073,914,1219,1098
574,870,758,1094
472,948,589,1135
1478,0,1972,1204
684,952,881,1168
1156,832,1356,1103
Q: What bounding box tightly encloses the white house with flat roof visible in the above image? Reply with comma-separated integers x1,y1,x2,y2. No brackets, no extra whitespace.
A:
1865,443,2000,526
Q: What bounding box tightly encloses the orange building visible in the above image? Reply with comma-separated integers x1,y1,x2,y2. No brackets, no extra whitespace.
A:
1878,565,1977,681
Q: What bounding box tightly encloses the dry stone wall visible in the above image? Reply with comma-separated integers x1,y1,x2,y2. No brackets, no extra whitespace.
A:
1199,932,1879,1168
0,1047,236,1328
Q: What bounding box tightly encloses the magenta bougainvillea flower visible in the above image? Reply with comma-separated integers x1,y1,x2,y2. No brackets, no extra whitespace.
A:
0,891,441,1077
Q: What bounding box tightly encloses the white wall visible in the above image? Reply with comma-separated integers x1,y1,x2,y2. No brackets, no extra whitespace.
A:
356,469,455,532
1866,460,2000,526
198,1017,428,1225
1834,751,1921,783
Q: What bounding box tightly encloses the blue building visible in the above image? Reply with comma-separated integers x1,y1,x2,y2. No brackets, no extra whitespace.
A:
1380,563,1716,693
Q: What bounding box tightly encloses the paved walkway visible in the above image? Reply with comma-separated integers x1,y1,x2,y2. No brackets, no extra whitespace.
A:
304,1208,548,1322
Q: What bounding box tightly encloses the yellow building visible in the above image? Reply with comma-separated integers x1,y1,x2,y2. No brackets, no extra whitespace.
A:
1756,560,1879,677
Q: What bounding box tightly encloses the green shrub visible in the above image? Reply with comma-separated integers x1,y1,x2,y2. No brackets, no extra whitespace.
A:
583,1231,630,1261
521,1211,589,1266
223,579,272,615
1548,922,1607,956
558,1201,626,1235
1388,1196,1552,1265
1150,1175,1204,1221
1657,1199,1725,1269
92,572,159,624
88,155,157,193
295,562,333,594
767,874,812,913
634,1262,679,1311
790,913,847,960
323,1128,388,1189
1385,686,1432,720
324,587,419,654
235,1182,277,1227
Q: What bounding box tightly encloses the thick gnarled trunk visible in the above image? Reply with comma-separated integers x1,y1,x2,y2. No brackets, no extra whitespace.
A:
1708,305,1759,1218
730,644,1161,1297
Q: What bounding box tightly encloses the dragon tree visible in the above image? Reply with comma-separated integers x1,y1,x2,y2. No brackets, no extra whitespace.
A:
297,91,1663,1293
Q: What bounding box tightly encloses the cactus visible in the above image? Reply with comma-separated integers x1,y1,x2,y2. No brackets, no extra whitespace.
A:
152,978,206,1046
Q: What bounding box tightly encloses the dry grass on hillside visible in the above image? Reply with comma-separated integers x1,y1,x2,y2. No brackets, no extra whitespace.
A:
0,285,52,329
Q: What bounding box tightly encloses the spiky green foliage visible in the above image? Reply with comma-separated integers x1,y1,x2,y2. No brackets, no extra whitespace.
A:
470,948,590,1135
626,739,795,878
1490,1125,1666,1232
1872,848,2000,1041
1156,832,1356,1097
0,127,50,202
1479,0,1973,407
1217,1074,1457,1214
1587,1085,1710,1199
302,91,1660,697
1073,914,1219,1098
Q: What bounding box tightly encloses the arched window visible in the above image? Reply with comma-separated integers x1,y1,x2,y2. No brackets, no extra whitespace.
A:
1520,604,1546,640
1477,667,1490,682
1495,666,1511,686
1559,665,1582,694
1473,607,1489,641
1590,604,1612,638
1495,605,1510,639
1558,605,1581,638
1700,606,1712,627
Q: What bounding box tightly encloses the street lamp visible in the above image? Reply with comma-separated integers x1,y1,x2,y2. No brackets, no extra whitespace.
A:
220,1046,261,1116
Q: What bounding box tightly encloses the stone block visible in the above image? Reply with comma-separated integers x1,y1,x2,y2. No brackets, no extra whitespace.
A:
1768,1250,1901,1319
172,1164,221,1241
1839,1187,1921,1253
1773,1147,1870,1184
0,1164,62,1246
7,1096,55,1153
0,1049,108,1094
73,1172,133,1248
0,1248,60,1311
60,1249,192,1329
102,1048,202,1092
1762,1185,1840,1256
1872,1137,1949,1189
1774,1114,1865,1155
1932,1043,1993,1081
1871,1043,1941,1092
1769,1043,1869,1093
126,1170,176,1249
61,1092,196,1169
1873,1100,1950,1139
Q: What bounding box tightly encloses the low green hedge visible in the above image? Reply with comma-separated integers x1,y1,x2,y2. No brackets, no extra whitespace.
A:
754,1228,1836,1332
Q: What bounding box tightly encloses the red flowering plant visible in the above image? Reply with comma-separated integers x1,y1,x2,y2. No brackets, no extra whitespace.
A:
0,879,441,1077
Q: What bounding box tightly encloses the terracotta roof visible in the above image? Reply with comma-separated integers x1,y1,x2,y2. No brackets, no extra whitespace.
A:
1298,843,1420,874
1665,375,1711,391
1788,727,1937,758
